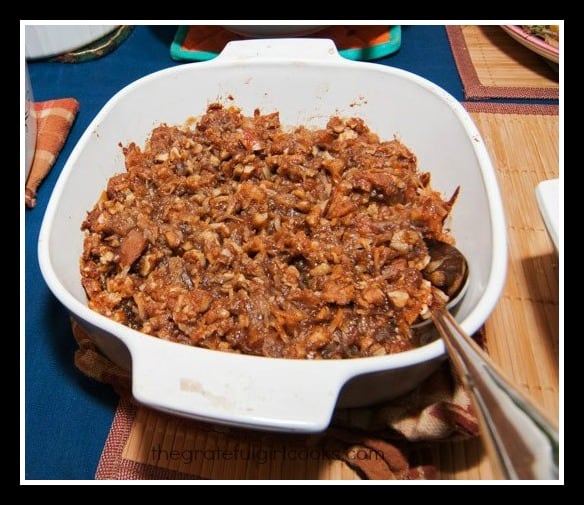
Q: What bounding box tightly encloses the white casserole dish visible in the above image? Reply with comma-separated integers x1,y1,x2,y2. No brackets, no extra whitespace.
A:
38,39,507,433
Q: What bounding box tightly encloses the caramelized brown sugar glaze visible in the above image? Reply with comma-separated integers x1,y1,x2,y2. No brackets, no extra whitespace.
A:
80,104,458,359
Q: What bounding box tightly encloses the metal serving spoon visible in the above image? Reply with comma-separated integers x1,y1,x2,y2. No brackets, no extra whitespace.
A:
413,241,559,480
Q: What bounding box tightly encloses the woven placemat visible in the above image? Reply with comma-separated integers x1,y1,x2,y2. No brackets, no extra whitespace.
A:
94,103,559,480
466,104,560,423
446,26,559,100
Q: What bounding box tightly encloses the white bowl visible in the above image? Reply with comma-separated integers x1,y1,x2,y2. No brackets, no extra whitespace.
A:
24,65,36,180
25,25,119,60
535,179,559,251
38,39,507,433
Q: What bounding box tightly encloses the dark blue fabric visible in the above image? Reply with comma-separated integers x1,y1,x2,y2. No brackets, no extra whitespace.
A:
24,25,556,480
25,26,183,481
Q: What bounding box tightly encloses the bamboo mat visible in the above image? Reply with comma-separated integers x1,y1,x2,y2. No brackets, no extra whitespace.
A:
446,26,559,100
95,103,560,480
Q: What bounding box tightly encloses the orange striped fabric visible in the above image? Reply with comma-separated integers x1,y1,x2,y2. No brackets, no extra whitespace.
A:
25,98,79,208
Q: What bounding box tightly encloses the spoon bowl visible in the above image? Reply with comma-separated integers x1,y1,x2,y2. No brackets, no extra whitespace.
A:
411,240,470,330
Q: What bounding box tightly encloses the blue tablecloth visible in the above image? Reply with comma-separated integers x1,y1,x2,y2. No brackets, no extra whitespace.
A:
23,25,543,480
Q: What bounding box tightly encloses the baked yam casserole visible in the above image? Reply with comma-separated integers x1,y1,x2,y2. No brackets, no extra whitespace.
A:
80,104,459,360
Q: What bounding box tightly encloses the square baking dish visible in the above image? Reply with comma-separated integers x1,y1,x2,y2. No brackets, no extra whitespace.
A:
39,38,507,433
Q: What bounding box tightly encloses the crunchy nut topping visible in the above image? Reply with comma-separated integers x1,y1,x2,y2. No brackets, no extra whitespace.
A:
80,104,457,359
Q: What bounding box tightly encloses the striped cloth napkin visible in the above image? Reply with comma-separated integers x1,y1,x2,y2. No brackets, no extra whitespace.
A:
25,98,79,208
72,318,481,480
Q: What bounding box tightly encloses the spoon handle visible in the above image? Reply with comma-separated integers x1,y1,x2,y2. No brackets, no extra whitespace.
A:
432,308,559,480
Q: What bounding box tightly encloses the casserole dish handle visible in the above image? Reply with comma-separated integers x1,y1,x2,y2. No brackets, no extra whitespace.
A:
217,37,342,63
127,335,348,433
